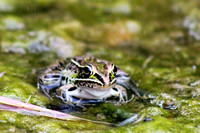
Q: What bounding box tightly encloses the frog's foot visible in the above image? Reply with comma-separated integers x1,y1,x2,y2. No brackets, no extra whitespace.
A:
111,84,128,103
56,84,77,104
37,83,53,100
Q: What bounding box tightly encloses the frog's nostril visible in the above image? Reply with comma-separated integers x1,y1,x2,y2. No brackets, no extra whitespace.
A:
103,76,110,86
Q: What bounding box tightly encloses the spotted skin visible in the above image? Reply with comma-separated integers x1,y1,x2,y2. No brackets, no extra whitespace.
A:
38,56,140,105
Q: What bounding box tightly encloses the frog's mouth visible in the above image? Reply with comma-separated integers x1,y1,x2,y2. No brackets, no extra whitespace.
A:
72,78,115,90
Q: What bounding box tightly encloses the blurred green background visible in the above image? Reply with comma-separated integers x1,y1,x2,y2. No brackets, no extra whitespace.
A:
1,0,200,132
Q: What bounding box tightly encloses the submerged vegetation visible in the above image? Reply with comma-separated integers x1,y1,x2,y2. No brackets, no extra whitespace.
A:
1,0,200,132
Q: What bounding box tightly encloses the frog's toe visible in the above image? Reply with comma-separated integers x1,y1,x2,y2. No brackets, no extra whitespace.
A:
119,91,128,103
61,91,73,103
112,85,128,103
56,85,84,104
56,91,74,103
38,83,53,100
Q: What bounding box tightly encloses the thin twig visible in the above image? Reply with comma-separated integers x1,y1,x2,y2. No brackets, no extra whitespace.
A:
0,96,114,126
142,56,154,69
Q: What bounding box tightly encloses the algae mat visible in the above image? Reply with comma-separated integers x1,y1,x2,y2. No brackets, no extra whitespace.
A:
1,0,200,132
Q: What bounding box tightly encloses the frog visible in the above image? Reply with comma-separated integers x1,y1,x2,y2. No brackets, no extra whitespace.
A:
37,56,141,105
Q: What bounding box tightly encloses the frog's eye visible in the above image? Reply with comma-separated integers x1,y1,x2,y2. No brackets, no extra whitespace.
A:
110,64,117,81
111,64,117,75
113,65,117,73
84,65,93,75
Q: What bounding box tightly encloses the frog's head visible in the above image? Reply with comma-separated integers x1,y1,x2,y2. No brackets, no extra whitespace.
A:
71,57,117,90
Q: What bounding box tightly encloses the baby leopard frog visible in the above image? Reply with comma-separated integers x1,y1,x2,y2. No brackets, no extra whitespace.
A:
38,56,141,105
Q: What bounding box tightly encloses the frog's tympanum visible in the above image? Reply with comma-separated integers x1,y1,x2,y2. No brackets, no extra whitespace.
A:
38,56,140,105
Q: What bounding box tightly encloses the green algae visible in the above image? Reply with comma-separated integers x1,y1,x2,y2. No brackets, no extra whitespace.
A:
112,116,200,133
1,0,200,132
84,103,133,123
0,111,109,133
0,53,52,107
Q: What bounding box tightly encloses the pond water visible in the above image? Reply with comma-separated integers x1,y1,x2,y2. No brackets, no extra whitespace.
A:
1,0,200,132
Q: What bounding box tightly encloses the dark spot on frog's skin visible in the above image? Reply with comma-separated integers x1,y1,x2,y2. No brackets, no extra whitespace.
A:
68,66,72,70
94,73,104,84
68,87,77,91
113,88,118,92
77,60,82,64
59,62,64,67
61,77,68,84
62,77,65,80
116,74,129,78
52,75,60,78
52,66,62,71
39,78,43,83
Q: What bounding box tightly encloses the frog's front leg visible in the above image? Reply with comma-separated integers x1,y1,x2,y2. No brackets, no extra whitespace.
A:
56,84,78,104
56,85,104,105
111,84,128,103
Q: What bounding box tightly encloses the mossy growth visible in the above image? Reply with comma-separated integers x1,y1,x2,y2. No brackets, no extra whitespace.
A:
1,0,200,132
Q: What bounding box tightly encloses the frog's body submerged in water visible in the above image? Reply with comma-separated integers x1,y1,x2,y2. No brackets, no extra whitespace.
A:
38,56,140,105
